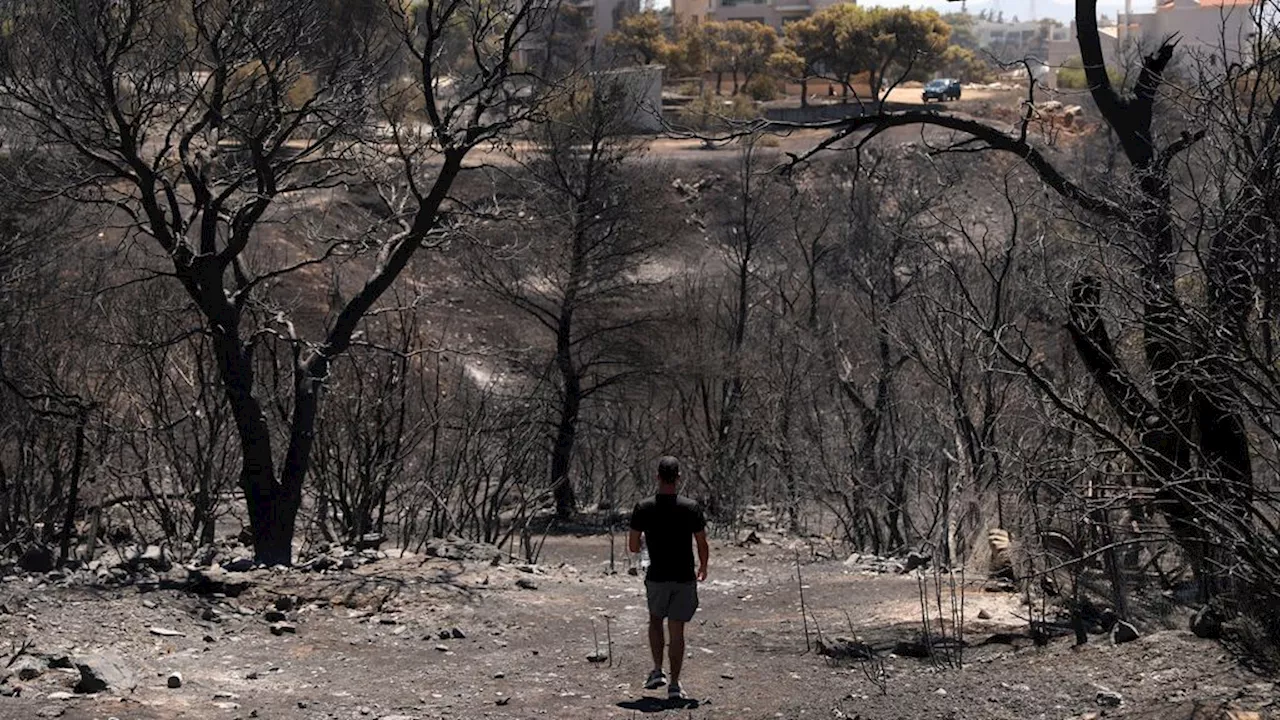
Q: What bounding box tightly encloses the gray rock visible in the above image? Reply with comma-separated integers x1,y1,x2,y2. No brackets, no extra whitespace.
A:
74,652,136,694
515,578,538,590
269,622,297,636
450,628,465,639
1095,687,1122,707
184,567,251,597
167,672,182,689
222,557,254,573
12,656,44,681
1190,606,1223,639
424,537,502,564
903,550,930,573
274,596,295,612
264,610,286,623
1111,620,1139,644
977,609,992,620
133,545,170,571
149,627,185,637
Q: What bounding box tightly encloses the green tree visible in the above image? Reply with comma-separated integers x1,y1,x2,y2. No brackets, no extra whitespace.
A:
778,16,827,107
607,9,674,65
705,20,779,96
940,45,992,83
863,7,951,100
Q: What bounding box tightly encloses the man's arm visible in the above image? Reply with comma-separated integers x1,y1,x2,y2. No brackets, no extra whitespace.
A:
628,529,642,554
695,531,709,582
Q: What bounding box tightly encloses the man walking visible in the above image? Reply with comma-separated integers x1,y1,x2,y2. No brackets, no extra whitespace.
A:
628,456,709,701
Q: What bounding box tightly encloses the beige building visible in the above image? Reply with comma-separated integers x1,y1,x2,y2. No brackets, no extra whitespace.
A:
1112,0,1256,66
672,0,849,31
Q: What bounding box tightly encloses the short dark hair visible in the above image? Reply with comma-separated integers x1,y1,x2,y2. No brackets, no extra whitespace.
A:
657,456,680,483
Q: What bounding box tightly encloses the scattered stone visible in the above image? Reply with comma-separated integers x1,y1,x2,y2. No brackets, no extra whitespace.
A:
496,697,510,706
515,578,538,590
434,645,450,652
167,672,183,689
1110,621,1139,645
264,610,286,623
378,616,399,625
74,652,137,694
274,596,295,612
203,635,216,643
438,630,451,640
934,688,948,696
586,652,608,663
493,672,505,679
1190,606,1223,639
269,622,297,636
378,715,419,720
817,637,875,660
34,705,64,718
356,533,385,551
47,655,74,670
222,557,255,573
903,550,931,573
132,545,171,571
149,627,185,637
424,537,502,564
0,683,16,697
740,531,761,546
46,692,74,700
141,600,158,610
720,673,735,680
200,608,220,622
185,567,251,597
1095,687,1122,707
977,609,992,620
18,545,55,574
12,656,44,681
450,628,465,639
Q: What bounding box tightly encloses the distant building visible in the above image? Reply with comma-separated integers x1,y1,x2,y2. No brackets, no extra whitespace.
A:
672,0,851,31
577,0,642,50
1111,0,1256,66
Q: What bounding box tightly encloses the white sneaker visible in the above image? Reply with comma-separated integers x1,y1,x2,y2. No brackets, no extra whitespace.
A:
644,668,667,690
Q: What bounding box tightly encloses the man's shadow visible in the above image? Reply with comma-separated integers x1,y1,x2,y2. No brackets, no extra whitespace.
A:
617,696,701,713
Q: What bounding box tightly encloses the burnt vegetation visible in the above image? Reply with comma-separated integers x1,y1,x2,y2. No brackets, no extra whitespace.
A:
0,0,1278,680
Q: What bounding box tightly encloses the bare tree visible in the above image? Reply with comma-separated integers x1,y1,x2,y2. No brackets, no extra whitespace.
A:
784,0,1280,604
0,0,550,564
470,79,676,520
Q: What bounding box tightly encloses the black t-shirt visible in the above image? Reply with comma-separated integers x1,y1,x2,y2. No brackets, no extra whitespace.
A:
629,494,706,583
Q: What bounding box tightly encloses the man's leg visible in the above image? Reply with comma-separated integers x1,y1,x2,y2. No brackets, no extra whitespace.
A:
648,615,665,672
667,619,685,684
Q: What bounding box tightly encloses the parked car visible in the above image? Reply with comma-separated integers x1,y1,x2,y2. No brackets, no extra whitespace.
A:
922,78,961,102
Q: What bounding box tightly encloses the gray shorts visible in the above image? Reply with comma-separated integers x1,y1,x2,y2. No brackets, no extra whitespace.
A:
645,580,699,622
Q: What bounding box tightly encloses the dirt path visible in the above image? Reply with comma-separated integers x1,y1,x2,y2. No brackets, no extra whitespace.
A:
0,535,1274,720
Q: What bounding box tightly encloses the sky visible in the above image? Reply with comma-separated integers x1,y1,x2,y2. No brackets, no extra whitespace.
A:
652,0,1135,25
